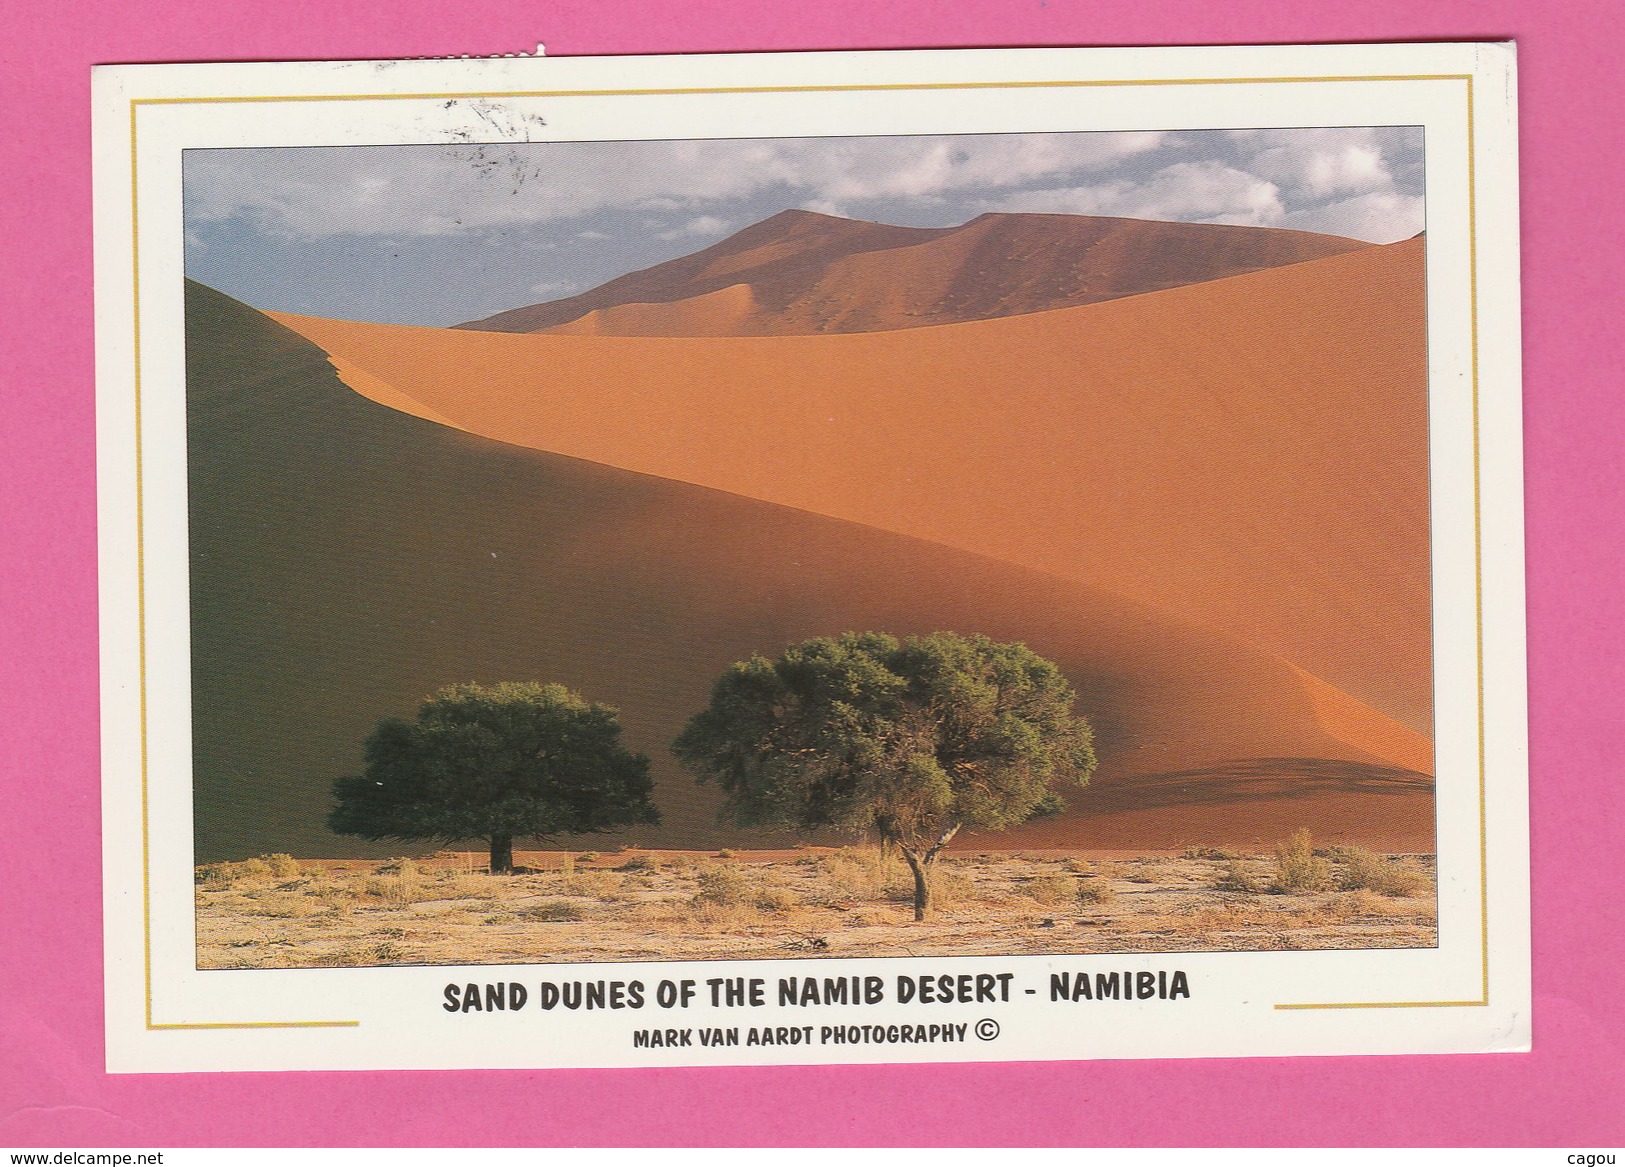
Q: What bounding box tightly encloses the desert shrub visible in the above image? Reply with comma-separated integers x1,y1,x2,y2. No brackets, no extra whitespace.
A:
363,859,422,906
263,853,302,878
929,865,975,907
1076,878,1116,906
818,851,867,892
232,856,274,881
1271,829,1331,893
195,864,233,889
1125,856,1187,884
1337,848,1430,897
1027,875,1078,906
1183,845,1239,861
820,848,910,902
754,887,802,913
619,854,659,872
693,864,753,907
1215,859,1264,894
1322,888,1391,919
522,899,587,922
714,849,736,859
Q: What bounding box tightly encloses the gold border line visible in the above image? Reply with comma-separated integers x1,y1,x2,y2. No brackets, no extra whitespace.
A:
129,73,1473,107
127,68,1487,1031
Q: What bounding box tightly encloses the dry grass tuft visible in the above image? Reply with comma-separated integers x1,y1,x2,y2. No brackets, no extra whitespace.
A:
441,872,502,900
1076,878,1116,906
754,887,801,914
692,864,753,908
247,892,321,919
1026,874,1079,906
821,848,911,902
1127,858,1179,884
1336,847,1430,897
1215,858,1264,894
682,900,757,929
363,858,423,906
1271,829,1332,893
520,899,588,922
562,870,616,898
263,853,303,879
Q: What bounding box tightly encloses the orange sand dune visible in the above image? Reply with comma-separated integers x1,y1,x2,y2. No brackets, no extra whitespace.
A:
990,761,1435,854
271,236,1432,732
545,282,761,337
189,280,1429,860
459,208,1371,336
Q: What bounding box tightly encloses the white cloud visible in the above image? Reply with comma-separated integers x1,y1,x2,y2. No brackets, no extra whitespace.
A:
993,161,1285,227
185,128,1426,251
527,279,578,298
1242,131,1391,197
184,132,1175,240
656,215,732,241
1282,192,1425,243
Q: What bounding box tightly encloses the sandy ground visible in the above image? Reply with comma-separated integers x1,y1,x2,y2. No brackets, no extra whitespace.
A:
195,846,1436,970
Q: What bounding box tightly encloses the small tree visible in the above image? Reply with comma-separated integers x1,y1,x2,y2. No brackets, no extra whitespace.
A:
329,681,658,873
673,632,1096,919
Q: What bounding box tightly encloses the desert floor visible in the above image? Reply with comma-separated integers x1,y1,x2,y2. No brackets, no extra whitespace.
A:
195,842,1436,969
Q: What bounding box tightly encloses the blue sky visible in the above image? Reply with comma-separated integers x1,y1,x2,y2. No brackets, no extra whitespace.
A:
184,127,1424,326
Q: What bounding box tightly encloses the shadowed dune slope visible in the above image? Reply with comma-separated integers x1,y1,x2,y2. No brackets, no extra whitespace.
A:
272,236,1432,733
457,209,1372,336
187,279,1430,861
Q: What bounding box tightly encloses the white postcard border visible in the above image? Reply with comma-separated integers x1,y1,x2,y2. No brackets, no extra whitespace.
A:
94,42,1528,1073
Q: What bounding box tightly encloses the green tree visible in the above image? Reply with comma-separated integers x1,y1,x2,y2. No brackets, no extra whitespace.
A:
673,632,1096,919
329,681,658,873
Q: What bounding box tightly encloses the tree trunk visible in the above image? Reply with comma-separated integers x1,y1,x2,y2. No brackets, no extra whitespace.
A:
896,823,962,922
899,848,932,922
489,833,514,874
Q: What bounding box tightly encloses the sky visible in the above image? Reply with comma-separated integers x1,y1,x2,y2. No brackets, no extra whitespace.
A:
184,127,1425,326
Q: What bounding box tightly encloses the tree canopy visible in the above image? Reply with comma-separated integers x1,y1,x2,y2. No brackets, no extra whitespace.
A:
672,632,1096,917
329,681,658,873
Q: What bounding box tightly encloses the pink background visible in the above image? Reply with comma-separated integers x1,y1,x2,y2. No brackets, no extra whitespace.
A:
2,0,1620,1147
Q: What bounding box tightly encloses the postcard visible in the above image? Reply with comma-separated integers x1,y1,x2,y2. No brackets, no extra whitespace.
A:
93,41,1528,1073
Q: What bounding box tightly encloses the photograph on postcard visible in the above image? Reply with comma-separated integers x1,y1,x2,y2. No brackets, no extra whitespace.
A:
183,128,1439,969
